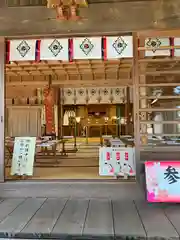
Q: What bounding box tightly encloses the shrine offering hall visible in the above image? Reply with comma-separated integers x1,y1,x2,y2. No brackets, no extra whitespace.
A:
4,34,180,180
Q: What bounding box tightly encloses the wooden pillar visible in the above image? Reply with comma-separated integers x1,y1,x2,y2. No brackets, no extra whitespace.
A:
0,37,5,182
59,88,63,138
125,87,130,135
139,65,148,144
132,33,140,148
132,33,142,182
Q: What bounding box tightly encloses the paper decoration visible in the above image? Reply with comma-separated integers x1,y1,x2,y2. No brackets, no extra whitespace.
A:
63,88,75,105
73,37,102,60
111,87,125,104
88,87,100,104
174,38,180,56
63,110,75,126
75,88,87,105
62,87,126,105
106,36,133,59
9,40,37,61
99,147,135,176
99,87,111,104
11,137,36,176
40,38,69,61
145,161,180,203
145,37,170,57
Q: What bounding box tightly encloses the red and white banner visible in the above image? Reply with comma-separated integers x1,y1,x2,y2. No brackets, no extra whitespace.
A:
7,36,136,62
73,37,102,60
145,37,170,57
9,40,37,61
105,36,133,59
39,38,69,61
43,86,55,134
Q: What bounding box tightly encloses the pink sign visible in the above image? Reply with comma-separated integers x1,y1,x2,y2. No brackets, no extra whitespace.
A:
145,161,180,203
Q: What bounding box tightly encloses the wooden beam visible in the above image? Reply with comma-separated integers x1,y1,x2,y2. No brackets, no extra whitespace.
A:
146,70,180,75
139,57,180,63
1,0,180,37
138,29,180,38
6,78,132,86
140,96,180,100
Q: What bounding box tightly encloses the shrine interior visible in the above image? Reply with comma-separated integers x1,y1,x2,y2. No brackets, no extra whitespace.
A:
4,34,180,180
5,55,134,180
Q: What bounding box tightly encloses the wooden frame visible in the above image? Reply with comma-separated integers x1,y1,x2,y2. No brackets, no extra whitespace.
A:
4,29,180,181
0,38,5,182
135,31,180,175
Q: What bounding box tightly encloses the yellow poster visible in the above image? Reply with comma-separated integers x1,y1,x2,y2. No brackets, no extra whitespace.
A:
11,137,36,176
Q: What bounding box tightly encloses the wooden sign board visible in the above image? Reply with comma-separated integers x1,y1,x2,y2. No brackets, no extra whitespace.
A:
11,137,36,176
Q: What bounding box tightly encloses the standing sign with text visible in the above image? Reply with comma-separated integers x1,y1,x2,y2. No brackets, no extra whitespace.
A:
145,161,180,202
99,147,135,176
11,137,36,176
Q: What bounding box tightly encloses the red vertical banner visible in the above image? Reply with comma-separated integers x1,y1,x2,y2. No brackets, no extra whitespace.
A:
44,86,55,134
103,37,107,60
69,38,73,62
36,39,41,62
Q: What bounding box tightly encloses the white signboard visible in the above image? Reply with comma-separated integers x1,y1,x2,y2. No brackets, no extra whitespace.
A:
99,147,136,176
112,147,135,176
99,147,114,176
11,137,36,176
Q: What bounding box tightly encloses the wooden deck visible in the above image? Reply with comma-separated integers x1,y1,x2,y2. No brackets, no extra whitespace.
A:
0,183,179,239
0,197,179,239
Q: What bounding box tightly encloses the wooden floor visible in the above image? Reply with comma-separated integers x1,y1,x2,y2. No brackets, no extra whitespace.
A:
5,141,115,180
0,197,179,239
0,182,179,239
5,166,108,180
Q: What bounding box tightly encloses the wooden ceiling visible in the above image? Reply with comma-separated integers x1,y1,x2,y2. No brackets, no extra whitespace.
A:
5,56,180,87
5,59,133,87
